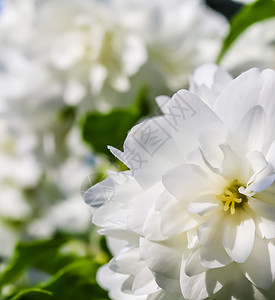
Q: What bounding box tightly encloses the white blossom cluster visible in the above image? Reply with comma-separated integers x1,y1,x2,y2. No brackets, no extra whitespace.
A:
85,64,275,299
0,0,228,112
2,0,275,298
0,0,229,257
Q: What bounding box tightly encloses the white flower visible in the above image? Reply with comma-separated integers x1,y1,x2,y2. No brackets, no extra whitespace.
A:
114,0,228,90
1,0,228,112
0,121,39,257
26,128,94,238
85,64,275,299
0,0,147,111
0,1,102,252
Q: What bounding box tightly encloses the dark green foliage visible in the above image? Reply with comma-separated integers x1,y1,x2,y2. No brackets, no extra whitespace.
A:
217,0,275,64
82,86,151,158
0,235,110,300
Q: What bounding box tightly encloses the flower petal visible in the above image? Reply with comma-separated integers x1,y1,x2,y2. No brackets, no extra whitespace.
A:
110,116,183,189
109,247,144,275
180,258,227,300
235,105,266,152
166,89,224,159
249,197,275,239
132,267,159,295
97,265,146,300
185,248,206,276
147,290,183,300
156,190,200,236
214,68,275,145
222,210,255,263
267,140,275,168
143,209,167,241
198,215,232,268
188,194,220,216
163,163,220,202
140,237,185,292
253,181,275,205
127,182,163,235
189,63,232,106
238,236,274,289
219,144,250,184
245,173,275,196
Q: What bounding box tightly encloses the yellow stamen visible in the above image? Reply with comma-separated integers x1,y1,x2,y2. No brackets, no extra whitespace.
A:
216,180,247,215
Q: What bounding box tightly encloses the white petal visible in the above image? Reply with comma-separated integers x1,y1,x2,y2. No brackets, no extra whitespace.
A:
189,63,232,106
127,182,163,235
97,265,146,300
162,163,219,202
106,236,129,256
132,267,159,295
98,229,139,246
245,173,275,195
121,275,135,294
180,259,225,300
109,247,143,275
267,140,275,168
140,237,185,284
254,282,275,299
156,191,200,236
84,177,115,208
155,95,171,114
219,144,250,184
257,217,275,240
198,124,228,169
198,216,232,268
254,181,275,205
247,157,274,187
239,236,274,289
222,211,255,263
207,266,259,300
187,229,198,249
84,171,141,207
246,150,269,175
200,241,232,269
185,248,206,276
269,242,275,281
249,197,275,239
116,116,183,188
188,194,220,216
165,89,224,160
235,105,266,152
214,68,275,145
154,273,180,293
147,290,183,300
92,201,121,227
143,209,167,241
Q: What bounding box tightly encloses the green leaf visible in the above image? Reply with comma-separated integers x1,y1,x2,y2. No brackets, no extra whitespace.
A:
11,288,52,300
41,259,108,300
3,245,110,300
82,109,138,156
0,237,67,287
217,0,275,64
82,86,151,157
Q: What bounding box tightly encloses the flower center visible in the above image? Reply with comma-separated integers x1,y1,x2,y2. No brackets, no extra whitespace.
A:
216,180,247,214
